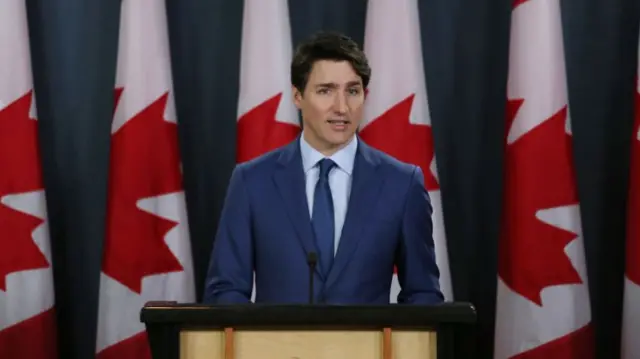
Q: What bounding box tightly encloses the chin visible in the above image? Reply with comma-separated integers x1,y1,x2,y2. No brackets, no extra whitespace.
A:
326,132,355,146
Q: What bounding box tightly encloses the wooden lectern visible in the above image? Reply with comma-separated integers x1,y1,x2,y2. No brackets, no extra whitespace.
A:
141,302,476,359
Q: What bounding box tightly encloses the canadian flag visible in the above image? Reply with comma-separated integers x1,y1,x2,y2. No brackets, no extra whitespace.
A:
95,0,195,358
0,1,57,358
359,0,453,302
621,33,640,359
236,0,300,164
494,0,593,357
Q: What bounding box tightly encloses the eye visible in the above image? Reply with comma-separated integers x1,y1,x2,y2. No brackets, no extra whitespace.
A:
317,88,330,95
348,88,361,95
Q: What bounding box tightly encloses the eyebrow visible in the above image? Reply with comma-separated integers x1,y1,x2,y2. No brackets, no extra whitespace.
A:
315,81,362,89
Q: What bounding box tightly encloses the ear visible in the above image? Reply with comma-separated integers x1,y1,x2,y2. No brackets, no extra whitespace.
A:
292,85,303,109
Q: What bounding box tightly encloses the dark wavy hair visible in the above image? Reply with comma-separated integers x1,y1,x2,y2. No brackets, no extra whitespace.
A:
290,31,371,94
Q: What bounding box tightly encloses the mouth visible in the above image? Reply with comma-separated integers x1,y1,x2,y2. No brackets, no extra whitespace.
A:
327,119,350,131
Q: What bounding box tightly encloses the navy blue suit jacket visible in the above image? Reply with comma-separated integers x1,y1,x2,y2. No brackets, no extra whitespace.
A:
203,136,443,304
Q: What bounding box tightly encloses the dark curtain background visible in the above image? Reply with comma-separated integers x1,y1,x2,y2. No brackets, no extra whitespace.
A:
26,1,121,359
562,0,638,357
20,0,638,358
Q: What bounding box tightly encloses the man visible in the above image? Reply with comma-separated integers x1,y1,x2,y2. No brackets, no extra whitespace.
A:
203,32,443,304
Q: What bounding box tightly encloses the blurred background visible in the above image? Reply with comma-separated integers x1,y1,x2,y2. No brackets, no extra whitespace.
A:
0,0,638,358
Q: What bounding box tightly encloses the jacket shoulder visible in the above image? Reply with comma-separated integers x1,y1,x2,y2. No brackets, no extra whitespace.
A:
361,141,419,178
233,141,295,180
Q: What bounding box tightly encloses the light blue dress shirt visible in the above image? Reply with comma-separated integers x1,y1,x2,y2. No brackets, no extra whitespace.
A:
300,134,357,255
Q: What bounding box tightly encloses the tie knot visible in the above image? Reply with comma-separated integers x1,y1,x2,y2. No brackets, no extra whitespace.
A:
317,158,336,179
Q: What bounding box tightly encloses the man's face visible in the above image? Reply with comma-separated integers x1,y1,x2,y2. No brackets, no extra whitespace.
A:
293,60,365,154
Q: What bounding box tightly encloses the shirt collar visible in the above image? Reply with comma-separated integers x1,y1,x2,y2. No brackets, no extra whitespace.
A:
300,133,358,175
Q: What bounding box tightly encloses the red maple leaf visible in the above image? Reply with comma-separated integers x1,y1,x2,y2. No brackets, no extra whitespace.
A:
626,90,640,285
113,87,124,113
236,93,300,163
103,89,184,293
513,0,530,8
498,99,582,305
0,92,48,291
359,94,439,191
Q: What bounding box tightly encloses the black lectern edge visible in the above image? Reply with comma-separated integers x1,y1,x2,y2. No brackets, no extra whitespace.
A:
140,301,476,328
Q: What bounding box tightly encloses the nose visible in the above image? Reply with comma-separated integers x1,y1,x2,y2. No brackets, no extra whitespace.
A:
333,92,347,114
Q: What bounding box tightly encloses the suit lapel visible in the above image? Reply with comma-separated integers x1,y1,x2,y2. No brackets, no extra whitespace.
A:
272,139,325,279
325,140,385,289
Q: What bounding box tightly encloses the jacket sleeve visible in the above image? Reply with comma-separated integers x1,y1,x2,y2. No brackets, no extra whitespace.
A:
395,165,444,305
202,165,253,304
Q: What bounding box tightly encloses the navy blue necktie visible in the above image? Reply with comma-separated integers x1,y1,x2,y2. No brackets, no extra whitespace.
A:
312,158,336,277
